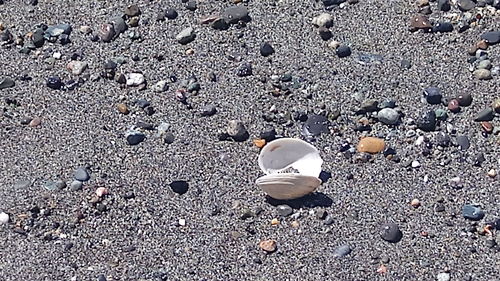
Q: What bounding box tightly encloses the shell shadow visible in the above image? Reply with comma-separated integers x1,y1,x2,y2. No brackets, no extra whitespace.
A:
265,192,333,209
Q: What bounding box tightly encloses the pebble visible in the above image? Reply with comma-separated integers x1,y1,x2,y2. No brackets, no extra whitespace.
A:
176,27,195,44
164,132,175,144
380,222,402,243
227,120,249,141
222,6,249,24
109,16,127,35
336,45,351,58
165,8,178,20
0,212,9,224
152,80,168,93
0,77,15,89
410,14,432,30
124,4,141,17
474,108,494,122
312,13,333,28
117,103,129,114
236,63,252,77
437,0,451,11
437,272,451,281
323,215,334,225
276,205,293,217
256,239,278,254
200,104,216,116
480,31,500,45
477,60,492,70
357,137,385,154
126,131,145,145
458,0,476,11
29,117,41,127
424,87,442,104
97,274,107,281
411,160,421,168
170,180,189,195
462,204,485,221
456,93,472,106
126,73,145,86
66,61,87,75
492,99,500,113
302,114,329,137
487,169,497,178
259,42,275,57
69,180,83,191
432,22,453,33
474,69,491,80
46,76,62,89
99,23,115,42
377,108,399,125
481,121,493,133
417,110,436,132
74,167,90,181
411,199,421,208
456,135,470,150
333,245,352,258
186,1,197,11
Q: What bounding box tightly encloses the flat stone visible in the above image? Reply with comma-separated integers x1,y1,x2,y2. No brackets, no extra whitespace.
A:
44,24,72,38
474,108,494,121
474,69,491,80
14,180,31,189
462,204,485,221
70,180,83,191
377,108,399,125
456,135,470,150
432,22,453,33
336,45,351,58
276,205,293,217
259,239,277,253
227,120,249,141
201,104,216,116
222,6,249,24
477,60,492,70
480,31,500,45
437,273,451,281
302,114,329,137
165,8,178,20
417,110,436,132
410,14,432,30
380,222,402,243
109,16,127,35
236,63,252,77
357,137,385,154
170,180,188,195
458,0,476,11
176,27,195,44
260,42,275,57
0,77,15,89
126,73,145,86
124,4,141,16
74,167,90,181
152,80,168,92
66,61,88,75
99,23,115,42
333,245,352,258
127,131,145,145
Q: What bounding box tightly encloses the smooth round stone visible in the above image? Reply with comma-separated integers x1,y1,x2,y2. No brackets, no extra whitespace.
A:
74,167,90,181
474,108,494,121
276,205,293,217
227,120,248,141
186,1,197,11
126,73,145,86
170,180,188,195
176,27,195,44
462,204,485,221
70,180,83,191
435,108,447,120
66,61,88,75
474,69,491,80
357,137,385,154
410,14,431,30
336,45,351,58
127,131,145,145
456,93,472,106
165,8,178,20
492,99,500,113
477,59,492,70
458,0,476,11
164,132,175,144
318,27,332,41
377,108,399,125
456,135,470,150
424,87,442,104
222,6,249,24
437,0,451,11
437,273,450,281
110,16,127,34
379,99,396,109
0,212,9,224
480,31,500,45
201,104,216,116
152,80,168,92
0,77,15,89
432,22,453,33
417,110,436,132
312,13,333,28
448,99,460,112
260,42,274,57
333,244,352,258
380,222,402,243
46,76,62,89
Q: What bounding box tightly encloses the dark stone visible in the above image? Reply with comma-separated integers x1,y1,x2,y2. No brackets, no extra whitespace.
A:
46,76,62,89
135,99,150,109
127,132,145,145
435,132,451,147
260,42,275,57
165,8,178,20
474,108,494,121
201,104,217,116
462,204,485,221
318,27,332,41
333,245,352,258
124,4,141,17
74,167,90,181
417,110,436,132
322,0,347,5
97,274,107,281
481,31,500,45
302,114,329,137
458,0,476,11
432,22,453,33
144,106,155,116
222,6,250,24
186,1,197,11
380,222,402,243
236,63,252,77
0,77,15,90
456,93,472,106
336,45,351,58
170,180,189,195
437,0,451,11
260,128,276,142
164,132,175,144
456,135,470,150
473,152,485,166
424,87,442,104
400,59,412,69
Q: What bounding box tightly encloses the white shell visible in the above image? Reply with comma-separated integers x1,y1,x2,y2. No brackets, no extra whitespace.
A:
256,138,323,200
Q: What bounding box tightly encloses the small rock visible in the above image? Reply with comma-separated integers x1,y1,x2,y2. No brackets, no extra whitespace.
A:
377,108,399,125
222,6,249,24
124,4,141,17
462,204,485,221
29,117,41,127
487,169,497,178
437,272,450,281
0,77,15,90
480,31,500,45
186,1,197,11
336,45,351,58
380,222,402,243
302,114,329,137
437,0,451,11
474,108,494,122
474,69,491,80
410,14,432,30
423,87,442,104
276,205,293,217
457,0,476,11
259,239,277,253
416,110,436,132
201,104,216,116
99,23,115,42
0,212,9,224
227,120,249,141
411,199,421,208
448,99,460,113
70,180,83,191
109,16,127,35
164,132,175,144
318,27,332,40
117,103,129,114
477,60,492,70
126,73,145,86
411,160,420,168
357,137,385,154
165,8,178,20
126,131,145,145
236,63,252,77
74,167,90,181
456,93,472,106
333,245,352,258
66,61,88,75
492,99,500,113
312,13,333,28
432,22,453,33
170,180,189,195
176,27,195,44
46,76,62,89
481,121,493,134
456,135,470,150
152,80,168,92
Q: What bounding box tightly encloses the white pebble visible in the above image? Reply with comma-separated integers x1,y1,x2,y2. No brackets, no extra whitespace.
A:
312,13,333,27
178,218,186,226
0,212,9,224
415,136,425,146
437,272,450,281
52,52,62,59
126,73,145,86
411,160,421,168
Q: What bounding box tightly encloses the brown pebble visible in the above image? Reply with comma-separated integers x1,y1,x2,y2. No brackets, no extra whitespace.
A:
357,137,385,154
416,0,429,7
253,138,266,148
29,117,41,127
481,121,493,133
411,199,421,208
410,14,431,30
271,218,279,225
448,99,460,113
117,103,129,114
259,239,277,253
476,40,488,50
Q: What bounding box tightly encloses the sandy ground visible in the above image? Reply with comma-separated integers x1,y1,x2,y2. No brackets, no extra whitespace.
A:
0,0,499,280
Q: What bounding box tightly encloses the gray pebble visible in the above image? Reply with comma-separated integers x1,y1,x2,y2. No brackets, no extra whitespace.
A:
462,204,485,221
377,108,399,125
0,77,15,90
222,6,249,24
70,180,83,191
176,27,195,44
201,104,217,116
323,215,334,225
480,30,500,45
74,167,90,181
227,120,249,141
333,244,352,258
456,135,470,150
276,205,293,217
380,222,402,243
474,108,494,121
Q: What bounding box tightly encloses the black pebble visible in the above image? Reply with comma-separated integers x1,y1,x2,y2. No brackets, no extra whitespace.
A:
432,22,453,33
259,42,275,57
318,27,332,41
186,1,197,11
236,63,252,77
164,132,175,144
437,0,451,11
417,110,436,132
336,45,351,58
165,8,178,20
97,274,107,281
46,76,62,89
127,133,145,145
380,222,402,243
201,104,217,116
424,87,442,104
170,180,189,195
